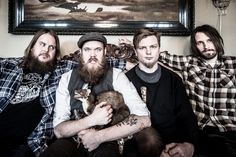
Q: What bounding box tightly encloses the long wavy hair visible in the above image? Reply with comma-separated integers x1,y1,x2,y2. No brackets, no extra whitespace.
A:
21,29,61,68
191,25,224,59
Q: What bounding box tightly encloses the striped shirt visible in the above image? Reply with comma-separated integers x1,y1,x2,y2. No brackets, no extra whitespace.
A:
159,51,236,132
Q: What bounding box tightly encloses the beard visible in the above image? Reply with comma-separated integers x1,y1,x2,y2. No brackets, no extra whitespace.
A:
78,56,108,84
139,58,158,69
199,49,217,60
142,62,156,68
25,53,56,75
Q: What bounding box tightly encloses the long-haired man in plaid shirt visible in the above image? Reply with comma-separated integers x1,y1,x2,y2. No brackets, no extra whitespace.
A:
159,24,236,157
0,29,77,157
0,29,126,157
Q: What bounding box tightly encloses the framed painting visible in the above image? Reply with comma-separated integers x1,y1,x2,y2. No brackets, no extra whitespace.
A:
8,0,194,36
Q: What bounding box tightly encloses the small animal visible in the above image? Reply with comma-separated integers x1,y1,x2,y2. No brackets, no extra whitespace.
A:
74,88,92,115
74,89,163,156
74,89,130,129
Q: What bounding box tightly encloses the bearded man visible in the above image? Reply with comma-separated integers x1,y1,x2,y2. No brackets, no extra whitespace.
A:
0,29,77,157
40,32,151,157
159,24,236,156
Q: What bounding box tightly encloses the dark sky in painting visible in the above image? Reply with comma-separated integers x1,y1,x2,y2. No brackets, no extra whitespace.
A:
24,0,178,21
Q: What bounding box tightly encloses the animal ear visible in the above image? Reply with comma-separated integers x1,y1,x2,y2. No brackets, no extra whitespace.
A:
87,89,91,94
74,89,79,94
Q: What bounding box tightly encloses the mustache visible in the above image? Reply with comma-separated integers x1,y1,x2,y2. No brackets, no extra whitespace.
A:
202,49,215,53
39,53,50,58
88,57,98,63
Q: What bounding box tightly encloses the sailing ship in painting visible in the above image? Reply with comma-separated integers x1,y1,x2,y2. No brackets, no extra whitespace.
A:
24,0,178,21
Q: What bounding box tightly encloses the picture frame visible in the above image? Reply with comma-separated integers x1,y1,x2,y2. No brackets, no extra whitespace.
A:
8,0,194,36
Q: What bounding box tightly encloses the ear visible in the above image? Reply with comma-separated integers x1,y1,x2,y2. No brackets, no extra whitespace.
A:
104,47,107,55
79,48,82,55
134,49,138,56
78,49,81,56
87,89,91,94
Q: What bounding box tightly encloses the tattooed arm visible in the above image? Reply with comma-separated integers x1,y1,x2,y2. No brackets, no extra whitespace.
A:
78,114,150,151
78,69,151,151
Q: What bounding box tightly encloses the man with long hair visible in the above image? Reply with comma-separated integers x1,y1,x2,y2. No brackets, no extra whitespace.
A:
0,29,77,157
159,24,236,156
0,29,133,157
40,32,151,157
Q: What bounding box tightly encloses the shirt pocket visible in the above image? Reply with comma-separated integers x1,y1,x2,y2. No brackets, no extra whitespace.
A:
219,70,235,88
187,66,205,86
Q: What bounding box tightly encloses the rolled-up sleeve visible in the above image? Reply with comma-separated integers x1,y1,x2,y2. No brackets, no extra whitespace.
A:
53,70,73,127
112,68,150,116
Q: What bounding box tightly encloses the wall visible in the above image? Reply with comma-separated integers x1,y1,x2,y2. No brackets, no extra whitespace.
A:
0,0,235,58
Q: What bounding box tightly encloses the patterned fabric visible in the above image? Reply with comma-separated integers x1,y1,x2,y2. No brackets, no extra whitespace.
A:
159,51,236,132
0,57,77,156
106,57,126,71
10,72,43,104
0,57,126,156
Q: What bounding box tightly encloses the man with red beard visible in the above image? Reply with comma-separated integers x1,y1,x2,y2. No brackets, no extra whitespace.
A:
0,29,78,157
159,25,236,156
40,32,151,157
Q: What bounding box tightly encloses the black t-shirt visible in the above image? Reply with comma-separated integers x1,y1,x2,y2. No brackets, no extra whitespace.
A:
0,71,45,149
126,65,198,144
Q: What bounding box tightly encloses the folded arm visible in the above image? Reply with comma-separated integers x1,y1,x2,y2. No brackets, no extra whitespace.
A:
78,114,151,151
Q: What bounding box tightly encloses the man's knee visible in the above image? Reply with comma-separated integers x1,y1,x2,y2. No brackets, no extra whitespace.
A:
40,138,79,157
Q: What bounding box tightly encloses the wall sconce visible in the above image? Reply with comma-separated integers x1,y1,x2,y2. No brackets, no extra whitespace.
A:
212,0,231,34
212,0,231,15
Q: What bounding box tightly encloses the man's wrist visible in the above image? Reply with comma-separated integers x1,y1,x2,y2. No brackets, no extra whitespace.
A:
96,129,105,144
86,114,95,127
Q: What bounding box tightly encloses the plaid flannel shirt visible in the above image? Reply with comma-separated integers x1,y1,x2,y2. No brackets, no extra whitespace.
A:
106,57,126,70
159,51,236,132
0,57,125,156
0,57,77,156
